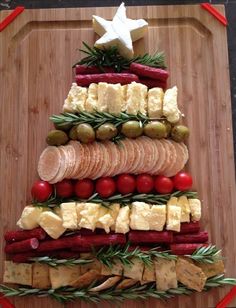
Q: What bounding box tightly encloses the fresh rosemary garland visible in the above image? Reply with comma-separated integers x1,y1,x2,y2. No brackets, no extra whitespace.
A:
30,244,221,269
50,111,163,129
73,42,166,71
32,190,198,209
1,275,235,303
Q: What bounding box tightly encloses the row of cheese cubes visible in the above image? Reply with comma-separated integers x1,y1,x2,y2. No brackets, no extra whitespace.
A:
63,82,181,123
3,255,224,292
17,197,201,239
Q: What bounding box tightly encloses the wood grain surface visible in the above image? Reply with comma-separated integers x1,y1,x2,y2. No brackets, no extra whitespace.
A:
0,4,236,308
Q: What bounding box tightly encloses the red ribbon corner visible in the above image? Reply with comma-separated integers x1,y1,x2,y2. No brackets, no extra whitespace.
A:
201,3,228,27
0,6,25,32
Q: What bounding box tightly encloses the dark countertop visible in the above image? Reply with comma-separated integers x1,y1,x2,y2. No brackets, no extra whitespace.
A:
1,0,236,163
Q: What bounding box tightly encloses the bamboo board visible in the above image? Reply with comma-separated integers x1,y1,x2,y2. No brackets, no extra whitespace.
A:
0,4,236,308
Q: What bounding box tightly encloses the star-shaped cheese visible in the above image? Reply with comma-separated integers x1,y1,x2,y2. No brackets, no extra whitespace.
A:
93,3,148,59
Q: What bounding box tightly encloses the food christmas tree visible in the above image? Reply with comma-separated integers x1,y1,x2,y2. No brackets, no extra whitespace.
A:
1,3,236,304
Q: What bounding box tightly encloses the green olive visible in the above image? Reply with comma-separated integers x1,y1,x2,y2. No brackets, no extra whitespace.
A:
46,130,69,146
144,121,167,139
76,123,95,143
171,125,190,142
54,122,73,132
69,126,78,140
160,119,172,137
121,121,143,138
96,123,118,141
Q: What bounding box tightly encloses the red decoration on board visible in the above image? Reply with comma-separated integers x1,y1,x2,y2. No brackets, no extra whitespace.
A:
216,286,236,308
201,3,228,27
0,6,24,32
0,294,15,308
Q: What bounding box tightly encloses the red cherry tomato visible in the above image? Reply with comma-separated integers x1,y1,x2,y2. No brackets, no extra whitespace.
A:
55,179,74,198
96,177,116,198
172,171,193,191
116,174,136,195
136,174,154,194
154,175,174,194
31,180,53,202
75,179,94,199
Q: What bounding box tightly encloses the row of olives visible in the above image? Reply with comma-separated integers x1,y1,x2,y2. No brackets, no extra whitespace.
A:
46,121,189,146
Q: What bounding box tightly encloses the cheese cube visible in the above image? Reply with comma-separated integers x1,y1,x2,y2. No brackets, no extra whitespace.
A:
60,202,78,229
166,198,181,232
3,261,32,286
17,206,44,230
115,206,130,234
38,211,66,239
148,204,166,231
79,203,100,231
154,258,177,291
96,205,114,233
107,84,123,114
85,83,98,112
63,83,87,113
49,265,81,289
163,86,181,123
126,82,148,115
97,82,109,112
110,203,121,231
130,202,150,230
178,196,190,223
76,202,85,228
189,199,201,221
147,87,164,118
32,263,51,289
123,258,144,280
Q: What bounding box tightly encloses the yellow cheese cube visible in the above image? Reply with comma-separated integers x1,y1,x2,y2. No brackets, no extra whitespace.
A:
166,198,181,232
63,83,87,112
97,82,108,112
115,206,130,234
107,84,123,114
17,206,44,230
189,199,201,221
130,202,150,230
147,87,164,118
163,86,181,123
61,202,78,229
178,196,190,223
126,82,148,115
76,202,85,228
85,83,98,112
38,211,66,239
79,203,100,231
149,204,166,231
110,203,121,231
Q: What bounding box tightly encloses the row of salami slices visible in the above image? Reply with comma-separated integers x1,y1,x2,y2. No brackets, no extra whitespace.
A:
38,136,188,184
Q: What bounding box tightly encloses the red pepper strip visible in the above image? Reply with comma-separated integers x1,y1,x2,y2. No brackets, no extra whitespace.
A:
0,6,25,32
216,286,236,308
0,294,15,308
201,3,228,27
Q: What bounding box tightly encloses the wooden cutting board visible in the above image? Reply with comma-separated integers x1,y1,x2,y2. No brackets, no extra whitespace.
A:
0,4,236,308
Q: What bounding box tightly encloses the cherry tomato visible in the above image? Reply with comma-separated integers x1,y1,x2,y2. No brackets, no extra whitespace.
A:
154,175,174,194
116,174,136,195
136,174,154,194
55,179,74,198
31,180,53,202
96,177,116,198
75,179,94,199
172,171,193,191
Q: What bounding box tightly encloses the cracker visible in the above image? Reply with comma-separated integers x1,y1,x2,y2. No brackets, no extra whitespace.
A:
38,146,61,182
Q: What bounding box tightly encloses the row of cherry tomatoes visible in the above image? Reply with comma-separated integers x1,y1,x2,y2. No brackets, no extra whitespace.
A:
31,172,193,202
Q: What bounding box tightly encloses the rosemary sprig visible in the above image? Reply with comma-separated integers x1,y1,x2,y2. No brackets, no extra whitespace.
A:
188,245,222,264
1,276,236,303
32,191,198,209
73,42,166,71
50,111,161,129
30,256,93,267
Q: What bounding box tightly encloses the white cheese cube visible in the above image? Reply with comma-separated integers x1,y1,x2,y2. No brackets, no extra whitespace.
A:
38,211,66,239
126,82,148,115
106,83,123,114
178,196,190,223
115,206,130,234
130,202,150,230
98,213,114,233
166,198,181,232
85,83,98,112
96,206,108,229
97,82,109,112
163,86,181,123
17,206,44,230
79,203,101,231
76,203,85,228
189,199,201,222
63,83,87,113
148,204,166,231
61,202,78,229
147,87,164,118
121,85,128,111
110,203,121,231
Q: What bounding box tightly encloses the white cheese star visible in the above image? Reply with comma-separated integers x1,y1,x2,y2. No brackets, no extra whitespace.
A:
93,3,148,59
